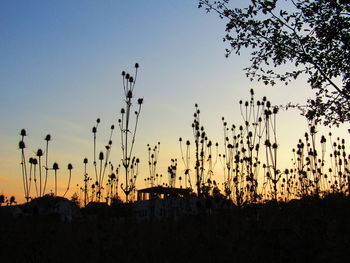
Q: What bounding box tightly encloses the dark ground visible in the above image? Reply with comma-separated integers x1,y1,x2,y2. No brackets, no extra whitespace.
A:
0,194,349,263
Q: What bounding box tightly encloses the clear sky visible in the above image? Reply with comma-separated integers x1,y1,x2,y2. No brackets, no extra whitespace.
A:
0,0,347,203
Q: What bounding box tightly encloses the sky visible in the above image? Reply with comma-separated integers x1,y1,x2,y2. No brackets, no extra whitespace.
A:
0,0,347,203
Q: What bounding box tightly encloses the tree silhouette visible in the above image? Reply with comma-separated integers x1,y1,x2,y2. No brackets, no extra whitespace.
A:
199,0,350,125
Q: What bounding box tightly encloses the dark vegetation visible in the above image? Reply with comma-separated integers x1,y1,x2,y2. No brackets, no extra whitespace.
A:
1,193,350,262
199,0,350,126
7,1,350,258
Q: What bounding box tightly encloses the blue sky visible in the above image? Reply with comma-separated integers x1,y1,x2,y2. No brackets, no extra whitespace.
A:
0,0,346,202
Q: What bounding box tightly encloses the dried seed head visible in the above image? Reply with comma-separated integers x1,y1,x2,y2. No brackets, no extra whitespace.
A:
68,163,73,170
122,71,126,76
96,118,100,123
83,158,88,164
121,108,125,114
92,127,97,133
45,134,51,141
20,129,27,137
53,162,59,170
127,90,132,98
36,149,43,157
99,152,104,160
19,141,26,149
111,125,115,130
135,63,139,68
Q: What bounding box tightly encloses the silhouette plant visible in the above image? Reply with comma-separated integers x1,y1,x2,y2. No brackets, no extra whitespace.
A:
18,129,30,201
106,163,120,204
167,158,177,188
83,158,89,206
118,63,143,202
52,162,59,196
328,134,349,193
100,126,115,188
147,142,160,187
42,134,51,195
263,100,281,201
63,163,73,197
220,90,266,205
36,149,44,197
90,117,115,202
32,158,39,197
180,104,217,196
179,138,192,189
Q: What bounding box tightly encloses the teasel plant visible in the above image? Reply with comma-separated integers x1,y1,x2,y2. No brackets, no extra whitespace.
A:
191,103,209,196
99,125,115,197
203,141,219,185
147,142,160,187
83,158,89,206
220,123,237,202
220,91,266,205
63,163,73,197
262,99,281,201
91,118,115,201
27,157,34,198
220,123,247,205
92,118,100,189
290,123,330,198
18,129,30,202
238,89,265,203
52,162,59,196
328,133,349,194
36,148,44,197
168,158,177,188
179,138,192,189
118,63,143,202
301,118,324,197
42,134,51,196
32,157,39,197
106,163,120,204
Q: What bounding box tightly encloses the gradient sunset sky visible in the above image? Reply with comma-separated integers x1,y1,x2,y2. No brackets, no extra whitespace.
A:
1,0,347,202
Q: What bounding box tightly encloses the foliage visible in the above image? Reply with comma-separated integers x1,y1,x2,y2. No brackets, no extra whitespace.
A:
199,0,350,125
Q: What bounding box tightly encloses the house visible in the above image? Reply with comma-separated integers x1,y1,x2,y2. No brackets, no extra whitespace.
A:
134,186,201,221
